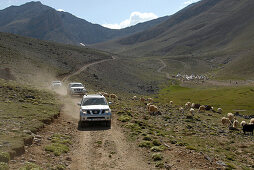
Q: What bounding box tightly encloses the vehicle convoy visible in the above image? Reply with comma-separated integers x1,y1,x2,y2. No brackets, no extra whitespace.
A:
51,81,62,89
67,82,86,96
79,94,112,128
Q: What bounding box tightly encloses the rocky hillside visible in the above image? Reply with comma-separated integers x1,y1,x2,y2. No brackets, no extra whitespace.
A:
0,31,112,85
0,1,169,45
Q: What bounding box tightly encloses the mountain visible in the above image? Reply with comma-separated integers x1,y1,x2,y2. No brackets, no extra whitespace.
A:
0,1,169,45
94,0,254,79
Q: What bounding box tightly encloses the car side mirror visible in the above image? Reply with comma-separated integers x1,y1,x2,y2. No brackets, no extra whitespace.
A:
77,103,81,106
108,102,112,105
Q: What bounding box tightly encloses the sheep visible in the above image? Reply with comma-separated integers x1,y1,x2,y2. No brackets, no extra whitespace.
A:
198,105,206,113
204,105,212,111
170,101,173,105
233,119,239,128
250,118,254,124
103,93,109,98
146,103,152,110
185,102,191,109
191,103,201,109
110,94,117,99
147,98,153,103
217,108,223,114
227,113,234,122
221,117,230,126
242,124,254,135
149,105,158,114
189,108,195,115
179,107,184,114
240,121,247,127
140,97,145,103
133,96,137,100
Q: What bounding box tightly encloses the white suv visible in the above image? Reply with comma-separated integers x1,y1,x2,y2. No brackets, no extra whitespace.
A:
79,94,112,128
67,82,86,96
51,81,62,89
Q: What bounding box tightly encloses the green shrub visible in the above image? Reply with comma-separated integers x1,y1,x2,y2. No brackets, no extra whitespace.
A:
0,152,10,163
150,146,165,152
138,141,153,148
143,136,152,141
0,162,9,170
19,162,42,170
152,153,163,161
155,161,164,168
152,139,161,146
118,115,131,122
45,143,69,156
186,145,196,151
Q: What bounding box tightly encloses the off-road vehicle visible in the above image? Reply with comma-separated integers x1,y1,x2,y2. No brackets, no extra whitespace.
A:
67,82,86,96
79,94,112,128
51,81,62,89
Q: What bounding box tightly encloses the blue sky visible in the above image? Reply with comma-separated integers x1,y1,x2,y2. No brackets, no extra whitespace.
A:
0,0,200,29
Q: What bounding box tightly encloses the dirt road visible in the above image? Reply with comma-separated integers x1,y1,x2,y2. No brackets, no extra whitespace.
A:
59,56,153,169
157,59,171,79
60,96,152,170
62,56,116,82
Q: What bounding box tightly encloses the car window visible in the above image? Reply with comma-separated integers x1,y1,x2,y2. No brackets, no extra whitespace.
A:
71,84,84,87
82,98,107,106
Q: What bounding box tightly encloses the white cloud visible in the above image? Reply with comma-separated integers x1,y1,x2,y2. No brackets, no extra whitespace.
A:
103,12,158,29
57,9,65,12
183,0,200,6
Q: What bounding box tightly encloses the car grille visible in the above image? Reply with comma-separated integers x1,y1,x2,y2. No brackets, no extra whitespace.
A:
74,89,83,91
88,110,101,114
87,117,105,119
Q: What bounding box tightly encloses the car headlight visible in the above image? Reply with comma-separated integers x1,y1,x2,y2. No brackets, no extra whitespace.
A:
82,109,88,114
105,109,110,113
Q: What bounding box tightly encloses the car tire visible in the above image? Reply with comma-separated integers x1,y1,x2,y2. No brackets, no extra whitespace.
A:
106,120,111,128
78,121,86,128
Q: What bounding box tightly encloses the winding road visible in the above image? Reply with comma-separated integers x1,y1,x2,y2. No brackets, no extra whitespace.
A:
157,59,171,79
62,56,116,82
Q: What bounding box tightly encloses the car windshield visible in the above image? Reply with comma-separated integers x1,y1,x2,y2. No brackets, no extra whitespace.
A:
82,98,107,106
71,84,83,87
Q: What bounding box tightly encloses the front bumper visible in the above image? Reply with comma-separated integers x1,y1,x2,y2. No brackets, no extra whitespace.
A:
71,91,86,95
80,113,112,122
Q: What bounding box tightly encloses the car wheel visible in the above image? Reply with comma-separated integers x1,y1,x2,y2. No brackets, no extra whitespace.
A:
78,121,86,128
106,120,111,128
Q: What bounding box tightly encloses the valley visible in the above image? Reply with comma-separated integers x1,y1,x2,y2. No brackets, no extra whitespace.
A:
1,0,254,169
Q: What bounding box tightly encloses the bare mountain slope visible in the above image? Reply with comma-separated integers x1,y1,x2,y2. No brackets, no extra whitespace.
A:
94,0,254,78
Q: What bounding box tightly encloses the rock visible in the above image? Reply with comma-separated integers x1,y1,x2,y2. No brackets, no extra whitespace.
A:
23,130,32,135
35,135,42,139
28,159,36,163
216,161,226,166
165,164,173,170
204,155,212,162
218,130,225,133
66,157,72,161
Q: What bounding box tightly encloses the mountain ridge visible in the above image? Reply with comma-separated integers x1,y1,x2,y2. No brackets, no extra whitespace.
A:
0,1,169,45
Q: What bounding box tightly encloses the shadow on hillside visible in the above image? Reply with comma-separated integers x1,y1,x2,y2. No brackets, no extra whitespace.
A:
77,121,111,131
